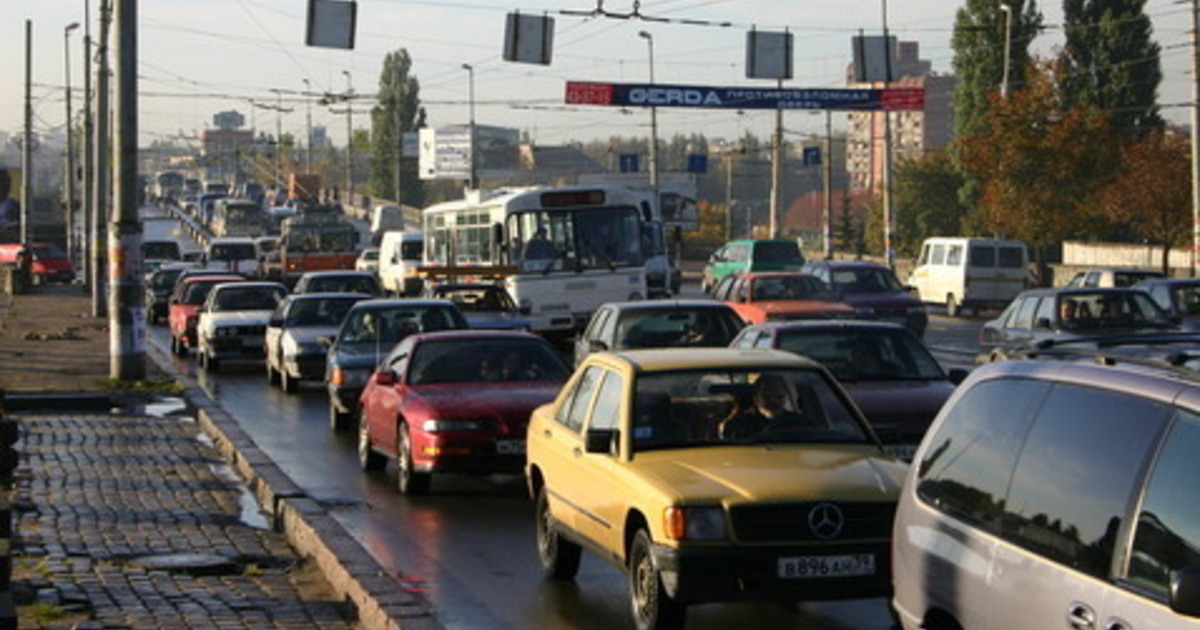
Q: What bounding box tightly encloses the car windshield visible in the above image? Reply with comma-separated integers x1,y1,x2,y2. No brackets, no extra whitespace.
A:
1058,291,1173,331
828,268,903,294
616,309,742,349
152,268,185,291
408,337,569,385
285,297,361,327
339,306,462,345
305,276,379,295
629,368,870,452
213,287,285,311
751,275,828,301
776,328,945,381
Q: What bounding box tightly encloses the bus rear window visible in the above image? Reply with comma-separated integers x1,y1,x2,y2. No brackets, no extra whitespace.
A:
998,246,1026,268
969,246,996,267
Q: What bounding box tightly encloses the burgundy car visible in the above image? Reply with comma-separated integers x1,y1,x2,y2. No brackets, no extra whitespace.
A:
357,330,570,494
731,320,967,459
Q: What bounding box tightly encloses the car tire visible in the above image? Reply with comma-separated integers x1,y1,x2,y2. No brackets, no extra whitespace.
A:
945,294,960,318
396,423,431,495
280,368,297,394
357,411,386,472
629,528,685,630
329,401,349,432
536,486,581,580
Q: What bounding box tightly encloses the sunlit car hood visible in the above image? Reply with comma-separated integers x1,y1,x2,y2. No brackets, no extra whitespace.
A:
204,310,274,326
283,325,342,345
408,383,562,422
629,446,906,502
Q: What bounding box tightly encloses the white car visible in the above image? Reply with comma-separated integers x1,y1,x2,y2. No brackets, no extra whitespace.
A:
355,247,380,273
264,292,368,393
196,281,288,372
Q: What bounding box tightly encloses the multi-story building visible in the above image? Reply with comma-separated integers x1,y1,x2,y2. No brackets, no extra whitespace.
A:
845,42,955,195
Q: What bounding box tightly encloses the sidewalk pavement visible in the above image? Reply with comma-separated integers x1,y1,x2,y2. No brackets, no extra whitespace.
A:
0,285,436,630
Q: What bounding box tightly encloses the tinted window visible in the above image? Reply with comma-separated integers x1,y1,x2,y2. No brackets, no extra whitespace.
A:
916,378,1047,533
997,246,1025,268
968,245,996,267
1127,410,1200,599
1003,384,1169,579
753,241,802,264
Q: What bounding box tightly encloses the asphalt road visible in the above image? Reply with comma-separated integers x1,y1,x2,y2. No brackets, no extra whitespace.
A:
143,204,987,630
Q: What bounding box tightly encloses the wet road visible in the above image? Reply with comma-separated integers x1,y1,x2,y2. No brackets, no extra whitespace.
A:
142,202,987,630
147,307,985,630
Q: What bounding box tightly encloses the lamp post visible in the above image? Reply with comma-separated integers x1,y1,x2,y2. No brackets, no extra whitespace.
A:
343,70,353,205
302,78,312,173
638,31,660,206
64,21,80,266
462,63,477,190
1000,3,1013,98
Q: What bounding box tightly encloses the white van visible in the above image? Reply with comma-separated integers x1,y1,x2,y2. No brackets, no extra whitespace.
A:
908,237,1029,317
377,230,425,297
203,236,259,277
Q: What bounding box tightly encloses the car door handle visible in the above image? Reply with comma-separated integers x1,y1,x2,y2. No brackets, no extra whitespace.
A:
1105,619,1130,630
1067,602,1096,630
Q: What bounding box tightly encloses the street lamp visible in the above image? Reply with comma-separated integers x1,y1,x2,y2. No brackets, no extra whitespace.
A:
302,78,312,173
638,31,660,203
462,63,477,190
1000,3,1014,98
64,21,80,266
343,70,353,204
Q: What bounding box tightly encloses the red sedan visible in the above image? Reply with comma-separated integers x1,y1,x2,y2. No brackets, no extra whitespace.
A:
712,272,855,324
168,274,245,356
357,330,571,494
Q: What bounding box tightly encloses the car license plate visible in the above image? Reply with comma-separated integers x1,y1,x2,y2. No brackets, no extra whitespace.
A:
778,554,875,579
496,439,525,455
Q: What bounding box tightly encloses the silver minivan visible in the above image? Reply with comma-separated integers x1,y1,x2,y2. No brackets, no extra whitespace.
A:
893,358,1200,629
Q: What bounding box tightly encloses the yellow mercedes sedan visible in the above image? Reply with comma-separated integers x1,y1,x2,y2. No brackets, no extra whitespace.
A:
525,347,908,630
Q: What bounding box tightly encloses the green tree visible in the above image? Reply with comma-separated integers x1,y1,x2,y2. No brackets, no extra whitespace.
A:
370,49,424,207
1060,0,1162,138
891,149,968,257
951,0,1043,142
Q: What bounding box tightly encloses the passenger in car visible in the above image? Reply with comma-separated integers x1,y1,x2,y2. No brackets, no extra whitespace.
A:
719,374,810,439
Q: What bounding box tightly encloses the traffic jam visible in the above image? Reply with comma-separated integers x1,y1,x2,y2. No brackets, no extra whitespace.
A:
139,178,1200,630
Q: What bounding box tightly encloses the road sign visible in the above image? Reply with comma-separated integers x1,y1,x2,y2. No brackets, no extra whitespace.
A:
619,154,639,173
565,81,924,112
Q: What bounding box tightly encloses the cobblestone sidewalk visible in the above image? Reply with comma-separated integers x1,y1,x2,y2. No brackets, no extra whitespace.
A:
12,405,354,630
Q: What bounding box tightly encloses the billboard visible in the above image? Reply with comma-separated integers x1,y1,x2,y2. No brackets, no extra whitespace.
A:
565,81,924,112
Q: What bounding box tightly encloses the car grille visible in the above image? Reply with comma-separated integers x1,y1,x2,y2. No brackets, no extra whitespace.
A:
730,502,895,542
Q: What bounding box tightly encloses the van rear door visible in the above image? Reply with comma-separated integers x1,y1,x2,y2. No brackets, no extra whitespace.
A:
966,242,1027,303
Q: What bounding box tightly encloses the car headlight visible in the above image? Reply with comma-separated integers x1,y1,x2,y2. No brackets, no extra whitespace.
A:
422,419,486,432
663,506,727,541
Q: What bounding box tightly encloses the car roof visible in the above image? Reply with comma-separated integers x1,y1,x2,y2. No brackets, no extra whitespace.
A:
591,347,822,372
283,292,369,302
599,299,733,311
348,298,456,310
735,271,819,279
741,320,908,334
212,281,287,291
299,270,375,278
406,329,544,344
180,274,243,285
1018,286,1149,297
808,259,889,270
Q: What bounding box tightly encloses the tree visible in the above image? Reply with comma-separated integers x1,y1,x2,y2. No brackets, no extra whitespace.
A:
951,0,1043,142
370,49,424,207
891,149,968,257
1096,129,1191,273
1060,0,1162,139
958,59,1119,277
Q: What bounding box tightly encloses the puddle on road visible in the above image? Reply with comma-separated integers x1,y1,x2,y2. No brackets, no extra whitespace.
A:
140,395,271,530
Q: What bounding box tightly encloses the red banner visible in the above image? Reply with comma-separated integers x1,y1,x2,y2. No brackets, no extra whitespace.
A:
882,88,925,111
565,82,615,106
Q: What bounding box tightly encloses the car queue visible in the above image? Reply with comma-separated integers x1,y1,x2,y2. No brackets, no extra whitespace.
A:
141,207,1200,630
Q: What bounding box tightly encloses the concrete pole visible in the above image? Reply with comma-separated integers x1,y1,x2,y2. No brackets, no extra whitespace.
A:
462,63,477,190
1192,0,1199,276
64,23,80,266
343,71,353,206
881,0,896,270
82,0,93,289
394,62,403,203
303,79,313,174
22,20,33,246
92,0,110,317
823,111,834,259
110,0,143,380
769,79,783,239
639,32,660,212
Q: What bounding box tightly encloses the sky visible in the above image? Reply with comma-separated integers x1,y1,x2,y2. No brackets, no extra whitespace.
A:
2,0,1195,152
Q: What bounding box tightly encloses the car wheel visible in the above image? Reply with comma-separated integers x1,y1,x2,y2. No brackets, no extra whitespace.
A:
628,528,685,630
280,368,297,394
357,411,385,472
945,294,960,318
536,486,581,580
329,401,349,432
396,423,431,495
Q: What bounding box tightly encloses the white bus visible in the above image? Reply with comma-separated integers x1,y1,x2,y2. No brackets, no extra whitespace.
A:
421,186,664,339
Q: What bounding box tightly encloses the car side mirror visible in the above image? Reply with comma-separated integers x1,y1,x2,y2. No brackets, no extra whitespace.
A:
947,368,969,385
584,428,617,455
589,340,609,353
1171,564,1200,617
372,370,396,386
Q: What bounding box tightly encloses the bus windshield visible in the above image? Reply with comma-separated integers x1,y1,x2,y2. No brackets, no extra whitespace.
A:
508,206,644,272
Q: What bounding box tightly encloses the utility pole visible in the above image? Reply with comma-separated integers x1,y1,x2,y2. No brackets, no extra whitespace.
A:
92,0,111,317
823,111,834,259
82,0,93,289
22,20,33,246
638,32,660,211
1192,0,1199,276
881,0,896,270
462,63,477,190
394,63,403,203
110,0,143,380
769,78,783,239
64,22,80,266
343,70,354,206
303,79,313,173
